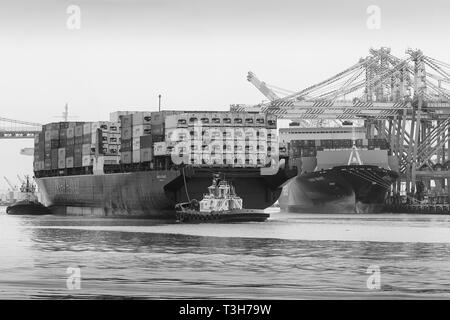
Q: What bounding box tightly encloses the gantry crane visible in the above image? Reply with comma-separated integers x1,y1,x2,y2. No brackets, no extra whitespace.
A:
3,177,17,191
239,47,450,200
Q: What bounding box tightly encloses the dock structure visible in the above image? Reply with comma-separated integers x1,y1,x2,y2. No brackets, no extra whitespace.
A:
237,47,450,212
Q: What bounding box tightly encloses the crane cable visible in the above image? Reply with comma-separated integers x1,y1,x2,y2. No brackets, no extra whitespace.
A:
182,166,191,203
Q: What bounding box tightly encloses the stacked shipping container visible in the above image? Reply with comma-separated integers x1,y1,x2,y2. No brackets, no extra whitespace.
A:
33,110,280,174
120,111,154,164
33,121,120,173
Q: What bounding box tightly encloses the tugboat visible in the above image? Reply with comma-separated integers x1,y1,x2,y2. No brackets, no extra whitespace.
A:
6,176,51,215
175,173,270,223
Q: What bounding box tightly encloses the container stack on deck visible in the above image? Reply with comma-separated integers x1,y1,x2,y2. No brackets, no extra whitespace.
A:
34,121,120,177
34,110,285,177
158,111,278,167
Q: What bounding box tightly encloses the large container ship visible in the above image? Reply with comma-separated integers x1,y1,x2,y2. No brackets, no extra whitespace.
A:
33,110,296,217
278,122,399,213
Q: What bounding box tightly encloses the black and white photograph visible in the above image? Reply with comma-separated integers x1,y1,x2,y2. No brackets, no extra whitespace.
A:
1,0,450,306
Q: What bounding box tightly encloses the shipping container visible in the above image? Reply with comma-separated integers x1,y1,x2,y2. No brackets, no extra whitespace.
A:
59,138,67,148
165,114,188,129
232,115,244,127
110,111,138,123
153,142,167,156
58,157,66,169
67,127,75,139
60,122,70,130
65,145,75,158
132,137,141,150
74,154,82,167
44,159,51,170
121,127,132,140
82,144,92,155
66,157,74,168
82,155,93,167
121,115,133,128
51,149,58,169
104,155,120,165
58,147,66,160
44,141,51,151
234,128,245,140
234,153,245,166
132,112,152,126
59,129,67,140
255,114,266,127
67,137,75,146
151,123,164,136
256,128,267,141
121,139,132,152
223,141,234,154
74,125,83,137
44,130,52,141
210,114,222,127
133,124,151,137
140,148,153,162
83,123,92,135
121,151,132,164
74,145,82,156
140,135,152,149
244,115,255,127
82,133,92,145
51,140,59,149
266,115,277,129
244,128,257,140
233,139,245,153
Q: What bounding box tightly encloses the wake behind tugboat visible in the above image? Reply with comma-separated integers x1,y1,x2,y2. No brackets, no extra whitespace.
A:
175,173,270,223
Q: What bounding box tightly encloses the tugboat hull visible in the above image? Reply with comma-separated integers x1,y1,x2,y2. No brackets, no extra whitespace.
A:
176,209,269,223
6,201,52,215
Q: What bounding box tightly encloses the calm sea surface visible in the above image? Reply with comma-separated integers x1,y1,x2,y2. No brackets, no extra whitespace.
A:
1,206,450,299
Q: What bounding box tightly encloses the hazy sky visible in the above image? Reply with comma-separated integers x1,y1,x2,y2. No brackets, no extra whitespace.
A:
0,0,449,189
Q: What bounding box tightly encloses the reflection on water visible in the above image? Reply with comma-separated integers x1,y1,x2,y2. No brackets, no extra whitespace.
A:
1,206,450,299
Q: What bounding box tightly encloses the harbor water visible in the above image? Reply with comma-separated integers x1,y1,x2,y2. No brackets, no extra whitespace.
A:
1,206,450,299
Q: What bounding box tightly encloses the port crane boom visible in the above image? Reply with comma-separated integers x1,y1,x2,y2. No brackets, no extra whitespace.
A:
247,71,280,102
3,177,17,191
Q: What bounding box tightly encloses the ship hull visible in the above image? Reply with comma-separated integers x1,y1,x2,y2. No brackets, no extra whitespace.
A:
279,165,398,214
36,166,296,217
6,201,51,215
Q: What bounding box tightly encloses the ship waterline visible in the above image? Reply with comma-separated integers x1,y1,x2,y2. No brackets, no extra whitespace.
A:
37,166,296,217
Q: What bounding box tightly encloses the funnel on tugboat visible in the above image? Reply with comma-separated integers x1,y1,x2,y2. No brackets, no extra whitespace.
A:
6,176,51,215
175,173,270,223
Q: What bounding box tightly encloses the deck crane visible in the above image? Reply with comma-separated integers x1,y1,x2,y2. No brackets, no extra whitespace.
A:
3,177,17,191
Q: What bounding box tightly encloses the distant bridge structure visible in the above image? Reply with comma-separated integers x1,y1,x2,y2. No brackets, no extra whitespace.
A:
0,117,42,139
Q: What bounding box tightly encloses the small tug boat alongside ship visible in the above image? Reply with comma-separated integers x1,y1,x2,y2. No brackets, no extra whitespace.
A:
6,176,51,215
175,174,270,223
